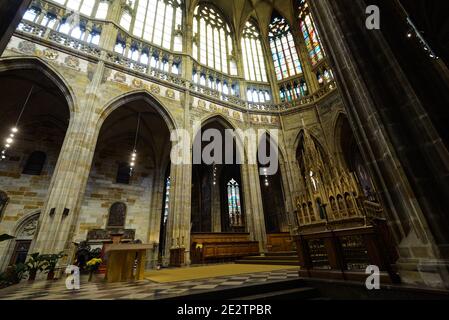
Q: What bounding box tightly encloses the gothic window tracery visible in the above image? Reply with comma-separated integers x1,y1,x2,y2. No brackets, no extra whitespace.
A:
298,0,325,66
119,0,183,51
193,4,235,75
269,15,302,80
227,178,241,226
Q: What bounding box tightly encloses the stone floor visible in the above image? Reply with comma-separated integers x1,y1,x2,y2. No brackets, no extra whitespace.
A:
0,267,299,300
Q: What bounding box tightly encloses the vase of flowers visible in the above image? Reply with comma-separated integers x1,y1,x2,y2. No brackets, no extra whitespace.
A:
86,258,102,282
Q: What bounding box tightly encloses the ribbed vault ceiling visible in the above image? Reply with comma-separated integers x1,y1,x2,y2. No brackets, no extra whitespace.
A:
186,0,298,37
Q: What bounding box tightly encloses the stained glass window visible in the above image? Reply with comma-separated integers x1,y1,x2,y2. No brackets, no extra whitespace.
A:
193,5,234,75
298,0,325,65
269,15,302,80
227,179,241,217
242,21,268,82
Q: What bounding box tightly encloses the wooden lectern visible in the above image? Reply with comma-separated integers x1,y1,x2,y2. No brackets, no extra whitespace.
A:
104,243,153,283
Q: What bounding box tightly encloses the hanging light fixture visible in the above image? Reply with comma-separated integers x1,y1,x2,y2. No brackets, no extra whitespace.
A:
406,17,439,60
129,113,141,176
263,167,269,187
213,163,217,186
1,86,34,162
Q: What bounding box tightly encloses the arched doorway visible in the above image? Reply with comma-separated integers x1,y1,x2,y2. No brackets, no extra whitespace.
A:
6,213,40,268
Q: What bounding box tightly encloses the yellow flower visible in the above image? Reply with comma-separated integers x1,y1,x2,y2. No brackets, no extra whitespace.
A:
87,258,102,266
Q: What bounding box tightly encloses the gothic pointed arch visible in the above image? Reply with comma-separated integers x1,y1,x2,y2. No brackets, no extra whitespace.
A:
100,90,178,132
0,57,76,116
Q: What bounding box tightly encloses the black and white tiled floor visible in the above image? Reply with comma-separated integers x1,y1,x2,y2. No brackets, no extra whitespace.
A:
0,268,299,300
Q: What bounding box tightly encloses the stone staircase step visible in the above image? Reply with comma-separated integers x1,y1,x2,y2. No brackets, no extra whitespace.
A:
234,287,319,300
242,255,299,261
162,279,321,300
264,251,298,257
236,259,299,266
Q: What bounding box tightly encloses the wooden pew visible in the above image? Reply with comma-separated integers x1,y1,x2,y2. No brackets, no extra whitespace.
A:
191,232,259,264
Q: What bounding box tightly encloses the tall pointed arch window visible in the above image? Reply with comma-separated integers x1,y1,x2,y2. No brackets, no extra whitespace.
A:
193,5,235,75
125,0,183,50
298,0,325,65
242,21,268,82
227,179,241,217
269,15,302,80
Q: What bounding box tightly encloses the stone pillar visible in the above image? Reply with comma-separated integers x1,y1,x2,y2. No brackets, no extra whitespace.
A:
210,176,222,232
241,163,267,254
182,20,193,82
99,0,122,51
164,90,192,265
0,0,32,54
165,160,192,265
31,63,106,266
309,0,449,288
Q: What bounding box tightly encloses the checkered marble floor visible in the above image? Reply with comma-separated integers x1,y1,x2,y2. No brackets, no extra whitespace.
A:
0,268,299,300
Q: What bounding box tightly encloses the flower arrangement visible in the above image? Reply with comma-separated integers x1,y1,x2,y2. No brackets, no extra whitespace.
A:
86,258,102,282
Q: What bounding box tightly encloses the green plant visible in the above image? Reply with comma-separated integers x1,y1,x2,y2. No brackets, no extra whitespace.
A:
41,251,66,280
42,252,66,273
25,252,46,280
0,263,27,287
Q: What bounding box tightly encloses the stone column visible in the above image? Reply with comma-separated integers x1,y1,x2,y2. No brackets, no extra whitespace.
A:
164,90,192,265
31,63,106,266
182,20,193,82
309,0,449,288
241,163,267,254
99,0,122,52
210,176,222,232
0,0,32,54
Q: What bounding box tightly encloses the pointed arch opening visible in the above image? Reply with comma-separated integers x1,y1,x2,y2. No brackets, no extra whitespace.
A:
191,116,245,234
